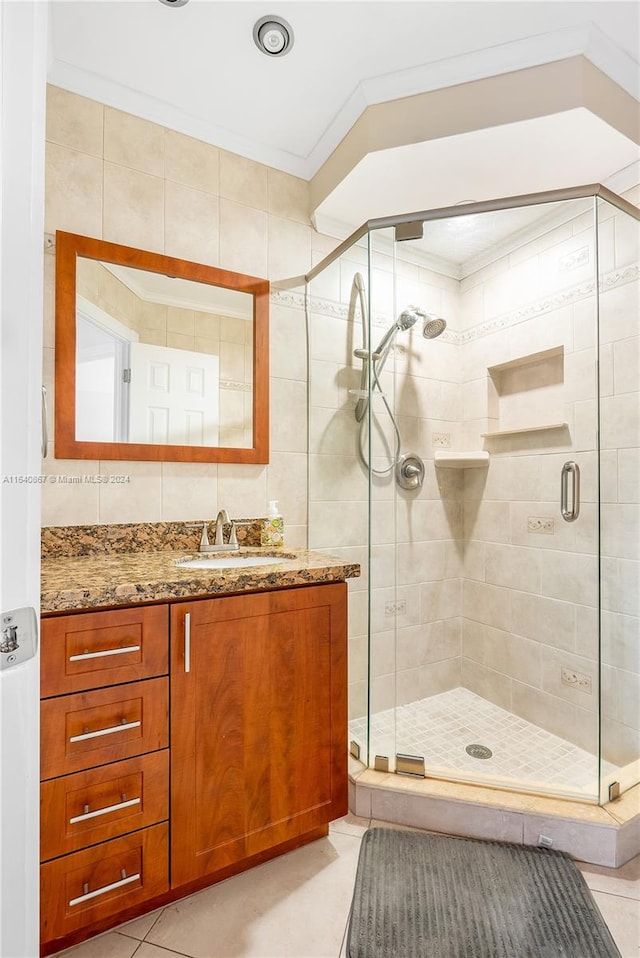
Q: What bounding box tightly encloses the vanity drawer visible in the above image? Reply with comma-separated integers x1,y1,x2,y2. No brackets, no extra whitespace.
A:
41,678,168,781
41,750,169,861
41,822,169,946
41,605,169,698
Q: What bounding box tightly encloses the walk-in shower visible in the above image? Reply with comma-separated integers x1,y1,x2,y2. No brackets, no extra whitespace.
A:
306,184,640,811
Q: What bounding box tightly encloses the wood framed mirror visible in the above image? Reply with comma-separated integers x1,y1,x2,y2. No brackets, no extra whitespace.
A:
54,231,269,463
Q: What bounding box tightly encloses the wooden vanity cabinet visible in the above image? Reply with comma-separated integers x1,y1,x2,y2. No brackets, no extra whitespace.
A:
170,582,348,887
40,581,348,953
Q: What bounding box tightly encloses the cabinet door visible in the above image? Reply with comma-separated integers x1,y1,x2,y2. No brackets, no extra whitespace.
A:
170,583,348,888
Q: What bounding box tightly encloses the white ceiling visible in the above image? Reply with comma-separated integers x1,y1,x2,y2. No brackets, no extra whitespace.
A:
48,1,640,237
314,109,640,238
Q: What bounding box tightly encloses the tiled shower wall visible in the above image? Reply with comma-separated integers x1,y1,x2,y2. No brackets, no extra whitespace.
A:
42,85,312,540
309,192,639,776
308,237,463,723
457,195,639,766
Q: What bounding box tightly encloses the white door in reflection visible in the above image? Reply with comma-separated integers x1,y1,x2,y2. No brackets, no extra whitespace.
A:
76,313,131,442
128,342,219,446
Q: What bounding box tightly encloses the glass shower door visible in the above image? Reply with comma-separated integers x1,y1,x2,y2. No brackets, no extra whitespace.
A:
388,197,604,800
597,194,640,802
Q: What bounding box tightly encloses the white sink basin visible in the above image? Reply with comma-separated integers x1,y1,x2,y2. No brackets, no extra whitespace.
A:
175,552,298,570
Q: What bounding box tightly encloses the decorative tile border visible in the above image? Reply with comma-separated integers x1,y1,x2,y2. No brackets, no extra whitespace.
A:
298,263,638,349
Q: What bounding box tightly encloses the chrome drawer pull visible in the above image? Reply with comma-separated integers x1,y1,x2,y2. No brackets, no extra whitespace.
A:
69,871,140,907
69,720,141,743
69,796,141,824
69,645,141,662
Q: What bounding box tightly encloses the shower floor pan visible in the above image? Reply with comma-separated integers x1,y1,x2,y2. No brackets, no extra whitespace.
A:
349,687,618,798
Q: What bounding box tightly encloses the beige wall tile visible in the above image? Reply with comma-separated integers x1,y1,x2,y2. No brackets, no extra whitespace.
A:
219,150,268,209
165,129,218,194
98,461,162,523
485,543,541,594
45,143,103,236
164,180,219,264
160,461,217,522
267,168,309,223
43,252,56,349
104,107,164,176
460,658,512,711
510,591,575,651
46,86,103,157
103,162,164,251
510,680,579,747
267,451,307,526
540,550,599,607
217,464,267,517
270,377,307,454
41,458,101,527
219,198,267,277
462,580,511,631
268,216,312,283
270,305,307,382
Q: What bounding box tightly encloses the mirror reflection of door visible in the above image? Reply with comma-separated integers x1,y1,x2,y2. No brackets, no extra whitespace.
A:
75,298,133,442
128,343,219,446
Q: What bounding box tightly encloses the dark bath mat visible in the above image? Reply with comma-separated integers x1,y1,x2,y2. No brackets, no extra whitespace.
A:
347,827,621,958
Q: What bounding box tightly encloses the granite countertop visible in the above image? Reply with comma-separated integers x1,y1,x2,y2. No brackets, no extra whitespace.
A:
41,547,361,614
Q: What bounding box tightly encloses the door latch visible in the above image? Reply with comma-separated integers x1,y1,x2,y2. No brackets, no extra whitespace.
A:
1,607,38,670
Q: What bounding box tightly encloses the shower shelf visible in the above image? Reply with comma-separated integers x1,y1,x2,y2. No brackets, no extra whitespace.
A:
481,422,569,439
434,451,490,468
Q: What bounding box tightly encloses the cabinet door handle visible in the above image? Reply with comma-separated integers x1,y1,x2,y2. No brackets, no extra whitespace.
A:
68,871,140,907
69,720,141,743
41,385,48,459
184,613,191,673
561,460,581,522
69,645,141,662
69,796,141,824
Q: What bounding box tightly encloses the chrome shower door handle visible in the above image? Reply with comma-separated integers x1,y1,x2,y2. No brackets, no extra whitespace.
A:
561,461,580,522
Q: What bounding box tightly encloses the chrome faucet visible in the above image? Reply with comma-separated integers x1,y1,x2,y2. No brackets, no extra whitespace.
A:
187,513,238,553
215,510,238,550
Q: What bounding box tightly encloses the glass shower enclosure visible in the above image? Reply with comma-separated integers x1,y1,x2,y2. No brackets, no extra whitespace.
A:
306,184,639,805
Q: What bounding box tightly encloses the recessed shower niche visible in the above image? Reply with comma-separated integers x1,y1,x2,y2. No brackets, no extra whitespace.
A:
483,345,568,439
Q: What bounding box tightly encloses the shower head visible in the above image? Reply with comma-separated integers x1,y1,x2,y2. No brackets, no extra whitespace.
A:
423,315,447,339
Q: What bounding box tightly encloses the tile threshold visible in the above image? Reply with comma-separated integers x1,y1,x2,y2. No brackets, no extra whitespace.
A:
349,762,639,867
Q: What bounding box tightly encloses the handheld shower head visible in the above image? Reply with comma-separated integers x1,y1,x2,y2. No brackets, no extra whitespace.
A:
373,306,425,359
397,305,425,331
423,315,447,339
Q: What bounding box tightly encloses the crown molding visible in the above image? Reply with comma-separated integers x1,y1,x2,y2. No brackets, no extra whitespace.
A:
48,22,639,182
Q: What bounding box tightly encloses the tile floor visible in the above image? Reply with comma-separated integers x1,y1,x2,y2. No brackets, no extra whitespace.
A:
57,816,639,958
349,687,618,794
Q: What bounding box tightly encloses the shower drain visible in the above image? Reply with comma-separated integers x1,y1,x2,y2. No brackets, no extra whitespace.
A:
465,743,493,760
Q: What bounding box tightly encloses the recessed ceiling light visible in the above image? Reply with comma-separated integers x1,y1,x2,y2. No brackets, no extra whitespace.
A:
253,16,294,57
158,0,190,7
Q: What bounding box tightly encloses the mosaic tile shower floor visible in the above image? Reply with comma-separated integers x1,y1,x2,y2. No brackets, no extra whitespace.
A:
349,686,618,792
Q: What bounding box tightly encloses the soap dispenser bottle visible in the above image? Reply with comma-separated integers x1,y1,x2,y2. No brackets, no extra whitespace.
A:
261,500,284,548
